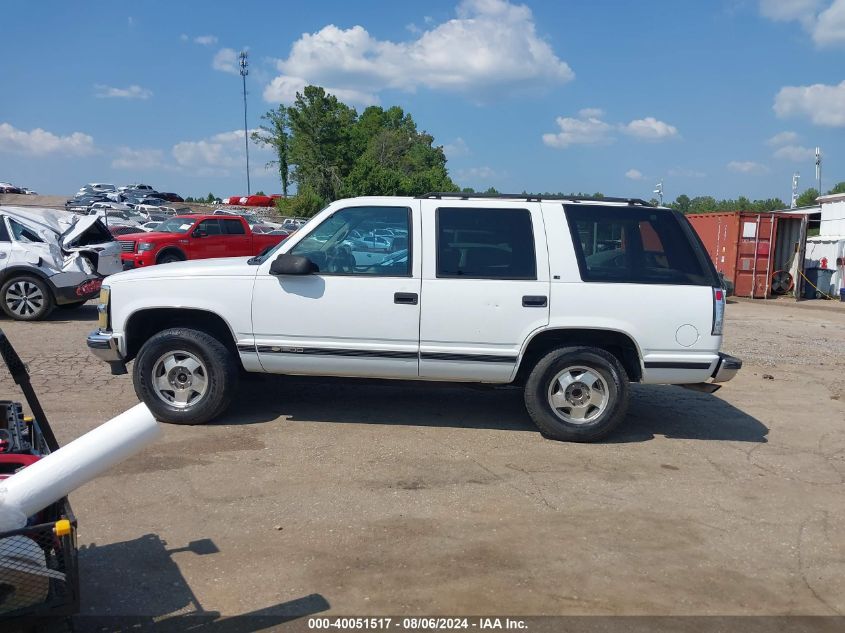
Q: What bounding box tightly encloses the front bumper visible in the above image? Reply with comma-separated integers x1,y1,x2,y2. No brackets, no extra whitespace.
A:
711,352,742,383
86,330,124,363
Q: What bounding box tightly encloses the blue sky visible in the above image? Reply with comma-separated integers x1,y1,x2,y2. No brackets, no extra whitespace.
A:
1,0,843,201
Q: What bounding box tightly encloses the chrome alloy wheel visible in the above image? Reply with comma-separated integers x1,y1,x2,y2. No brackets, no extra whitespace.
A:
5,280,45,317
151,350,208,408
547,365,609,424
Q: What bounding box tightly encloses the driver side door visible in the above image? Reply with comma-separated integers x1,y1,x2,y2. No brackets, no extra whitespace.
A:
251,204,421,379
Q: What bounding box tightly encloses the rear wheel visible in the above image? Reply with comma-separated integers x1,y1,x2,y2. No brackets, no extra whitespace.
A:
1,275,55,321
524,346,629,442
133,327,238,424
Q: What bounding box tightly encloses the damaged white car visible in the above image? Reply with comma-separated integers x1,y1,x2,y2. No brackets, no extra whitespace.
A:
0,206,122,320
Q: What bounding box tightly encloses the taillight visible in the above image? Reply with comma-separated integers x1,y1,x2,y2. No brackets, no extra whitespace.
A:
712,287,725,335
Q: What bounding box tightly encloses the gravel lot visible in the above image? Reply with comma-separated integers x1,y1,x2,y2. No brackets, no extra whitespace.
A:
0,299,843,620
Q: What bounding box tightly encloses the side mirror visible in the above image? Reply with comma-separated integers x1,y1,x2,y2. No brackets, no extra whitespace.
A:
192,229,206,238
270,253,318,276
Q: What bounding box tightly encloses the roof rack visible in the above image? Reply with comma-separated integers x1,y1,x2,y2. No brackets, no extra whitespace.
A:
415,192,651,206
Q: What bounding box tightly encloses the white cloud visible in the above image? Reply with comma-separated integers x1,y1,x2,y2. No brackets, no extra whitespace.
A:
814,0,845,45
171,129,270,176
212,48,239,74
456,166,498,182
180,33,189,41
443,137,470,158
767,130,800,145
0,122,96,156
94,84,152,100
759,0,845,46
543,111,679,148
578,107,604,119
668,168,707,178
759,0,822,21
542,111,614,148
774,79,845,126
727,160,768,173
263,0,574,104
111,147,170,170
625,169,644,180
620,117,679,141
773,144,816,161
194,35,218,46
263,75,380,106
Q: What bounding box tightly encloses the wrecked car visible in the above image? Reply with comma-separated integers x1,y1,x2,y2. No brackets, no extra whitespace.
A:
0,206,122,320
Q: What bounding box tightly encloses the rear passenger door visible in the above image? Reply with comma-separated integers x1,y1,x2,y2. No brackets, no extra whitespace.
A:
419,202,550,382
219,218,252,256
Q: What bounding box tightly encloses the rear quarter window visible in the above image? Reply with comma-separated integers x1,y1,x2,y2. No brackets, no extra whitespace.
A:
564,204,715,286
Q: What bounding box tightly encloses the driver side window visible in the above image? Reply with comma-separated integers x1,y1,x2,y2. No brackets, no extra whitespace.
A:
289,206,411,276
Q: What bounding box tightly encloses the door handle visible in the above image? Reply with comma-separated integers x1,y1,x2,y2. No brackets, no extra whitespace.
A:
522,295,547,307
394,292,418,305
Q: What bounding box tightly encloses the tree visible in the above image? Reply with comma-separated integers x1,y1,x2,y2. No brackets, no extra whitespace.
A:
251,106,291,197
670,194,691,214
287,86,357,202
276,184,324,218
796,188,820,207
826,182,845,195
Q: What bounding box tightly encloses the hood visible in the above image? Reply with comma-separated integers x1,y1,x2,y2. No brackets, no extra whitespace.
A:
115,230,176,242
110,256,256,283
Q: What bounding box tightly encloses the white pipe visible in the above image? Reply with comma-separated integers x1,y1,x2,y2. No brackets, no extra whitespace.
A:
0,403,160,531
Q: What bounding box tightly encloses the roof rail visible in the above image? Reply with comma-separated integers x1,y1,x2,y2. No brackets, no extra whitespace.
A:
415,192,651,206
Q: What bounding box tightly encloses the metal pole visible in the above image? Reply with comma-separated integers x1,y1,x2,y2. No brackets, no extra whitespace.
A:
239,51,250,196
795,213,808,302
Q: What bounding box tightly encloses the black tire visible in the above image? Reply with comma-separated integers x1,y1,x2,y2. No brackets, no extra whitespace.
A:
133,327,238,425
524,346,629,442
157,250,185,264
0,275,55,321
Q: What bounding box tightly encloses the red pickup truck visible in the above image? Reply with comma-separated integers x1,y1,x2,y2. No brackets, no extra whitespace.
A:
118,215,288,269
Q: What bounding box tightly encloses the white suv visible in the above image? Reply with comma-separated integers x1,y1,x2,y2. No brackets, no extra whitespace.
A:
87,193,740,442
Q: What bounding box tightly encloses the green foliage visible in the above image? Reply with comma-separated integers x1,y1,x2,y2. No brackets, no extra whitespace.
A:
264,86,458,209
825,181,845,195
276,185,325,218
255,190,265,196
251,106,291,197
796,188,820,207
668,195,787,214
205,193,216,203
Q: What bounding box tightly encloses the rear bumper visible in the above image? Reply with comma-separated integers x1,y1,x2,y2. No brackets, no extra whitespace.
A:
51,276,104,305
711,352,742,383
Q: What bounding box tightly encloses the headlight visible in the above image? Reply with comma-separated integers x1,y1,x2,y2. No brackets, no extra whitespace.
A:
97,286,111,330
138,242,154,251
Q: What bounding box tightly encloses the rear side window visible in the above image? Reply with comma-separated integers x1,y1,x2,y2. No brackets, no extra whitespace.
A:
222,219,246,235
436,208,536,280
564,205,713,285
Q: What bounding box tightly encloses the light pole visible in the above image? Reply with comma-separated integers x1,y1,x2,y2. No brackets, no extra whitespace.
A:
653,181,663,206
239,50,250,195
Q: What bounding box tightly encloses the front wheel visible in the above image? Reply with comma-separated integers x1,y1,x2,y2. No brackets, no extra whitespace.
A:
524,346,629,442
133,327,238,424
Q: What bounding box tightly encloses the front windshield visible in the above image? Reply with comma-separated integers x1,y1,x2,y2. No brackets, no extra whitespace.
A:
154,217,195,234
250,207,326,264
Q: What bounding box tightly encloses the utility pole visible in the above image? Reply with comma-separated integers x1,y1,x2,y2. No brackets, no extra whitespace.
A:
653,181,663,206
815,146,821,197
791,172,800,208
239,50,251,195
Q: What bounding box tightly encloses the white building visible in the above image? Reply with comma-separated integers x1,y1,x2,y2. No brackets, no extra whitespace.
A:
805,192,845,297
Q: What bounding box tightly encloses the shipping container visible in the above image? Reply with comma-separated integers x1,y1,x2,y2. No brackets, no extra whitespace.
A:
687,211,805,298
